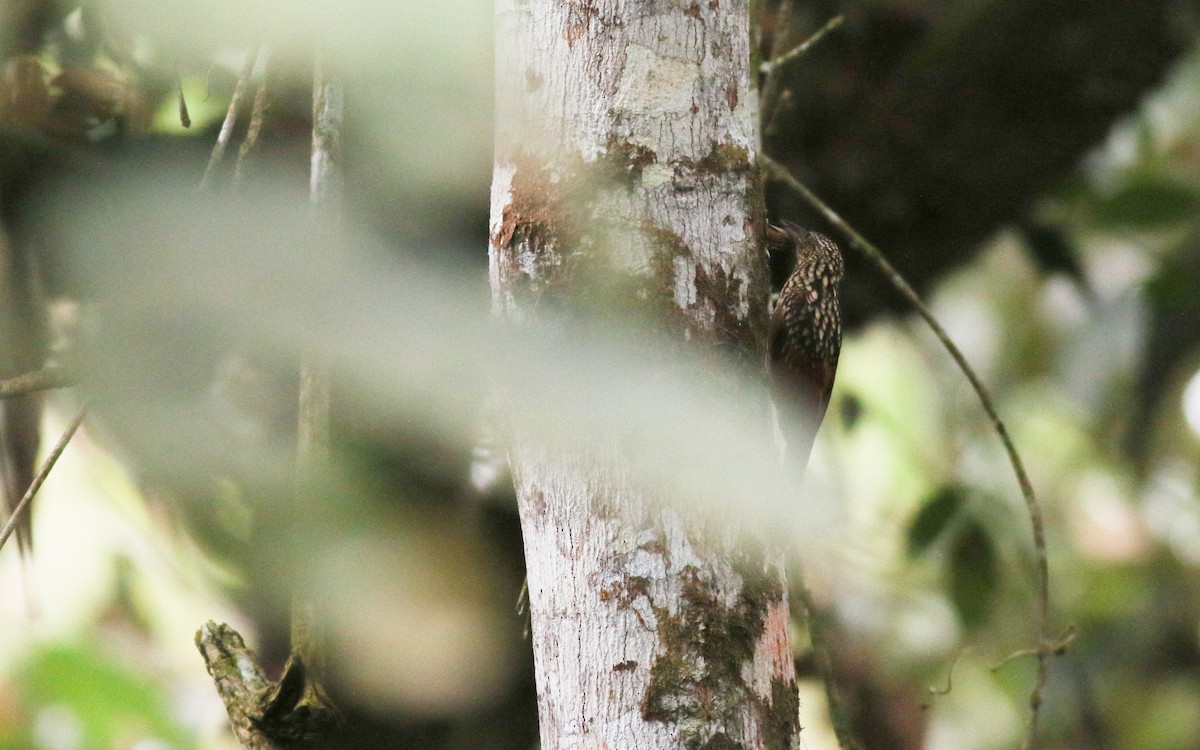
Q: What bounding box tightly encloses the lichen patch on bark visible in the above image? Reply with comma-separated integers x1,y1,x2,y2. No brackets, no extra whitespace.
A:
638,559,788,748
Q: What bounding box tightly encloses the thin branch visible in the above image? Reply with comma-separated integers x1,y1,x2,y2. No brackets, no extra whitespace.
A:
199,46,261,191
176,68,191,128
761,154,1055,750
281,53,343,735
992,626,1077,672
197,52,343,749
0,367,74,399
793,576,862,750
759,14,843,138
0,405,87,553
309,55,344,210
233,47,271,188
762,88,793,141
516,576,529,615
766,0,795,62
924,647,972,705
293,55,342,666
760,14,844,77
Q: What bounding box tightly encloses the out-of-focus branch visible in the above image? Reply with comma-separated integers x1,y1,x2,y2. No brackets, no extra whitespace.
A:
793,576,862,750
197,52,342,749
759,11,842,138
0,366,74,399
234,47,271,188
760,13,842,77
0,405,86,553
285,52,343,734
309,56,343,209
199,46,262,191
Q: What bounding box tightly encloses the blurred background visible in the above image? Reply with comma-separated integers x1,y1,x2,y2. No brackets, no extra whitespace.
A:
2,1,1200,748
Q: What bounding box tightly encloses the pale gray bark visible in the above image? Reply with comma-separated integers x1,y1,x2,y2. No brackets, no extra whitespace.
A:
490,2,799,748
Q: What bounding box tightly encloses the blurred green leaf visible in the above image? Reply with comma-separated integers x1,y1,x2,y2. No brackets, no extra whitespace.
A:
14,644,194,749
948,521,998,627
1020,221,1088,289
1120,677,1200,749
907,485,966,558
1090,173,1200,228
1144,240,1200,311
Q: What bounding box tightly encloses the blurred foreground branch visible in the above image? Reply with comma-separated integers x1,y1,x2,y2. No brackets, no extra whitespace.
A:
286,50,343,729
196,51,342,746
234,47,272,187
0,366,74,399
0,404,86,552
200,46,262,191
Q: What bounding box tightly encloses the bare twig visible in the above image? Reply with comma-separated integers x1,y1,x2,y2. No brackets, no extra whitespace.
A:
758,0,795,133
294,55,342,663
760,14,844,77
925,647,973,705
233,48,271,188
758,13,844,139
0,405,87,553
760,14,843,138
0,367,74,399
992,626,1077,672
176,68,191,128
309,56,344,210
766,0,795,62
761,154,1056,750
197,53,343,749
199,46,261,191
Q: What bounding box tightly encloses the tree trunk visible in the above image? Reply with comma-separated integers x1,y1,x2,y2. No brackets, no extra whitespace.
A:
490,2,799,748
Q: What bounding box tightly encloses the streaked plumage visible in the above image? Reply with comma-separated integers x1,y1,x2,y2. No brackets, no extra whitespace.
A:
767,222,843,468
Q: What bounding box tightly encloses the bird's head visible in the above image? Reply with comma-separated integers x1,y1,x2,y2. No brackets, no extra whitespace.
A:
767,222,843,290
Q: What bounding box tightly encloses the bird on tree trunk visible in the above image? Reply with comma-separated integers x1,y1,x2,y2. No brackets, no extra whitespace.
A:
768,222,844,470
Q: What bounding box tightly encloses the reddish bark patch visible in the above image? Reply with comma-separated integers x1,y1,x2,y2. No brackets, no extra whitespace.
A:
600,575,653,606
530,486,548,516
565,2,599,47
492,160,580,300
